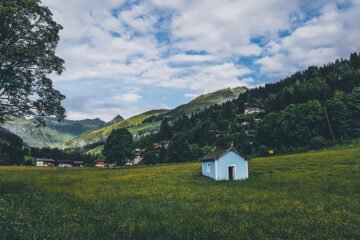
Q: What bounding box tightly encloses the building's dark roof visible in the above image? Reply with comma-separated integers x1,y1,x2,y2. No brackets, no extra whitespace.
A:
73,161,84,164
200,148,247,162
36,158,54,162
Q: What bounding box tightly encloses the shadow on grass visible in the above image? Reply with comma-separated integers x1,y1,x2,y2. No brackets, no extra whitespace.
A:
0,181,27,194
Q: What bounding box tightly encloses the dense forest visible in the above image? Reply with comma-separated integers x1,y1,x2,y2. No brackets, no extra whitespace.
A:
135,52,360,164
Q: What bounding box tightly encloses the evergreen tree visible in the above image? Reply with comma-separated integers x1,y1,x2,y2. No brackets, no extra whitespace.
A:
349,87,360,137
142,150,158,165
326,91,350,139
166,135,192,162
159,118,172,140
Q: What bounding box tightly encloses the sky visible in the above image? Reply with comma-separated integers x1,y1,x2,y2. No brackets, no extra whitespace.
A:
42,0,360,121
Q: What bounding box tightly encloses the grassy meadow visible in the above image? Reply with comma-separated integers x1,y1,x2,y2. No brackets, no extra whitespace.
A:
1,147,360,239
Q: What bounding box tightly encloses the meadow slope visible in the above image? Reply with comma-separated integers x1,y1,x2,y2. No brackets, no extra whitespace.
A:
0,147,359,239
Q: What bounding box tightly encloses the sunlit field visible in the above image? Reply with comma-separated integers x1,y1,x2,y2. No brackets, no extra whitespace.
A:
1,147,360,239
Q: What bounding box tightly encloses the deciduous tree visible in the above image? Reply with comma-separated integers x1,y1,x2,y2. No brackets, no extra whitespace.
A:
0,0,65,125
103,128,133,166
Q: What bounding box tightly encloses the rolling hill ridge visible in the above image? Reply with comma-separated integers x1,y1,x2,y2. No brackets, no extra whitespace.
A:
3,86,247,149
65,86,247,150
3,118,106,148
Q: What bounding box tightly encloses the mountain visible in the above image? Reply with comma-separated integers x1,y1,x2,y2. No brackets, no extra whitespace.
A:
65,109,169,148
106,114,125,126
167,87,247,119
66,86,247,150
3,86,247,150
3,118,105,148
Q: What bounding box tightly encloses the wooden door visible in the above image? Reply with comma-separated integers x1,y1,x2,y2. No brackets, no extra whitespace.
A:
228,166,235,180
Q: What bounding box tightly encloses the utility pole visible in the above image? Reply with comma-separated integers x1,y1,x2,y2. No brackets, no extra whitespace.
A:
324,106,336,141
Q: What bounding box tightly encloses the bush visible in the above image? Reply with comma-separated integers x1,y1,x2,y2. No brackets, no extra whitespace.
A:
24,156,36,166
258,145,268,156
310,136,327,150
0,153,10,165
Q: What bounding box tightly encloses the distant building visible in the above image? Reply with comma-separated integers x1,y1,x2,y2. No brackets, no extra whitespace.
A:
95,161,116,168
58,161,73,168
95,161,106,168
36,158,55,167
201,148,248,181
107,162,117,168
152,141,170,150
209,130,226,138
244,106,264,115
73,161,84,167
126,148,145,166
241,122,250,126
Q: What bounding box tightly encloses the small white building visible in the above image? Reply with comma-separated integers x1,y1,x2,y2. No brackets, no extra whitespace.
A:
36,158,55,167
201,148,248,181
58,161,73,168
244,106,264,115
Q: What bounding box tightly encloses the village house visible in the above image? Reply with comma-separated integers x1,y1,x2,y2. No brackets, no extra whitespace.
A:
95,160,106,168
95,160,116,168
244,106,264,115
36,158,55,167
152,141,170,150
73,161,84,167
201,148,248,181
126,148,145,166
58,161,73,168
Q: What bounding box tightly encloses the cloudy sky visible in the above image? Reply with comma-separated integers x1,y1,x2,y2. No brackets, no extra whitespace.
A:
43,0,360,121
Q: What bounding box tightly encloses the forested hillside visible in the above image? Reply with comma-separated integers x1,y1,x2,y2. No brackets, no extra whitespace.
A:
67,87,246,152
137,53,360,164
0,127,24,165
4,118,105,148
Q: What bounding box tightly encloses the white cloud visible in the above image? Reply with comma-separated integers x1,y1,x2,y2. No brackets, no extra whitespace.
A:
256,1,360,76
113,93,142,103
155,0,299,57
169,54,217,63
41,0,360,120
185,93,200,99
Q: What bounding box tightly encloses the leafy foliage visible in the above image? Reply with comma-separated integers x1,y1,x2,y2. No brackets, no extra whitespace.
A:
103,128,133,165
0,0,66,124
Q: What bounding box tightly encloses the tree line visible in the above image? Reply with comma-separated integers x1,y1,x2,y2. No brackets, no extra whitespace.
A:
126,53,360,164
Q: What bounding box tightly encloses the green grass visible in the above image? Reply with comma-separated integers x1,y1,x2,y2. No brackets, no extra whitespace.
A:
1,147,360,239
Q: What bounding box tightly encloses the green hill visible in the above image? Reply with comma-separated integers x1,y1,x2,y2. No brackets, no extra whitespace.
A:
167,86,247,119
66,86,247,150
1,146,359,239
65,109,169,148
3,118,105,148
3,87,246,150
